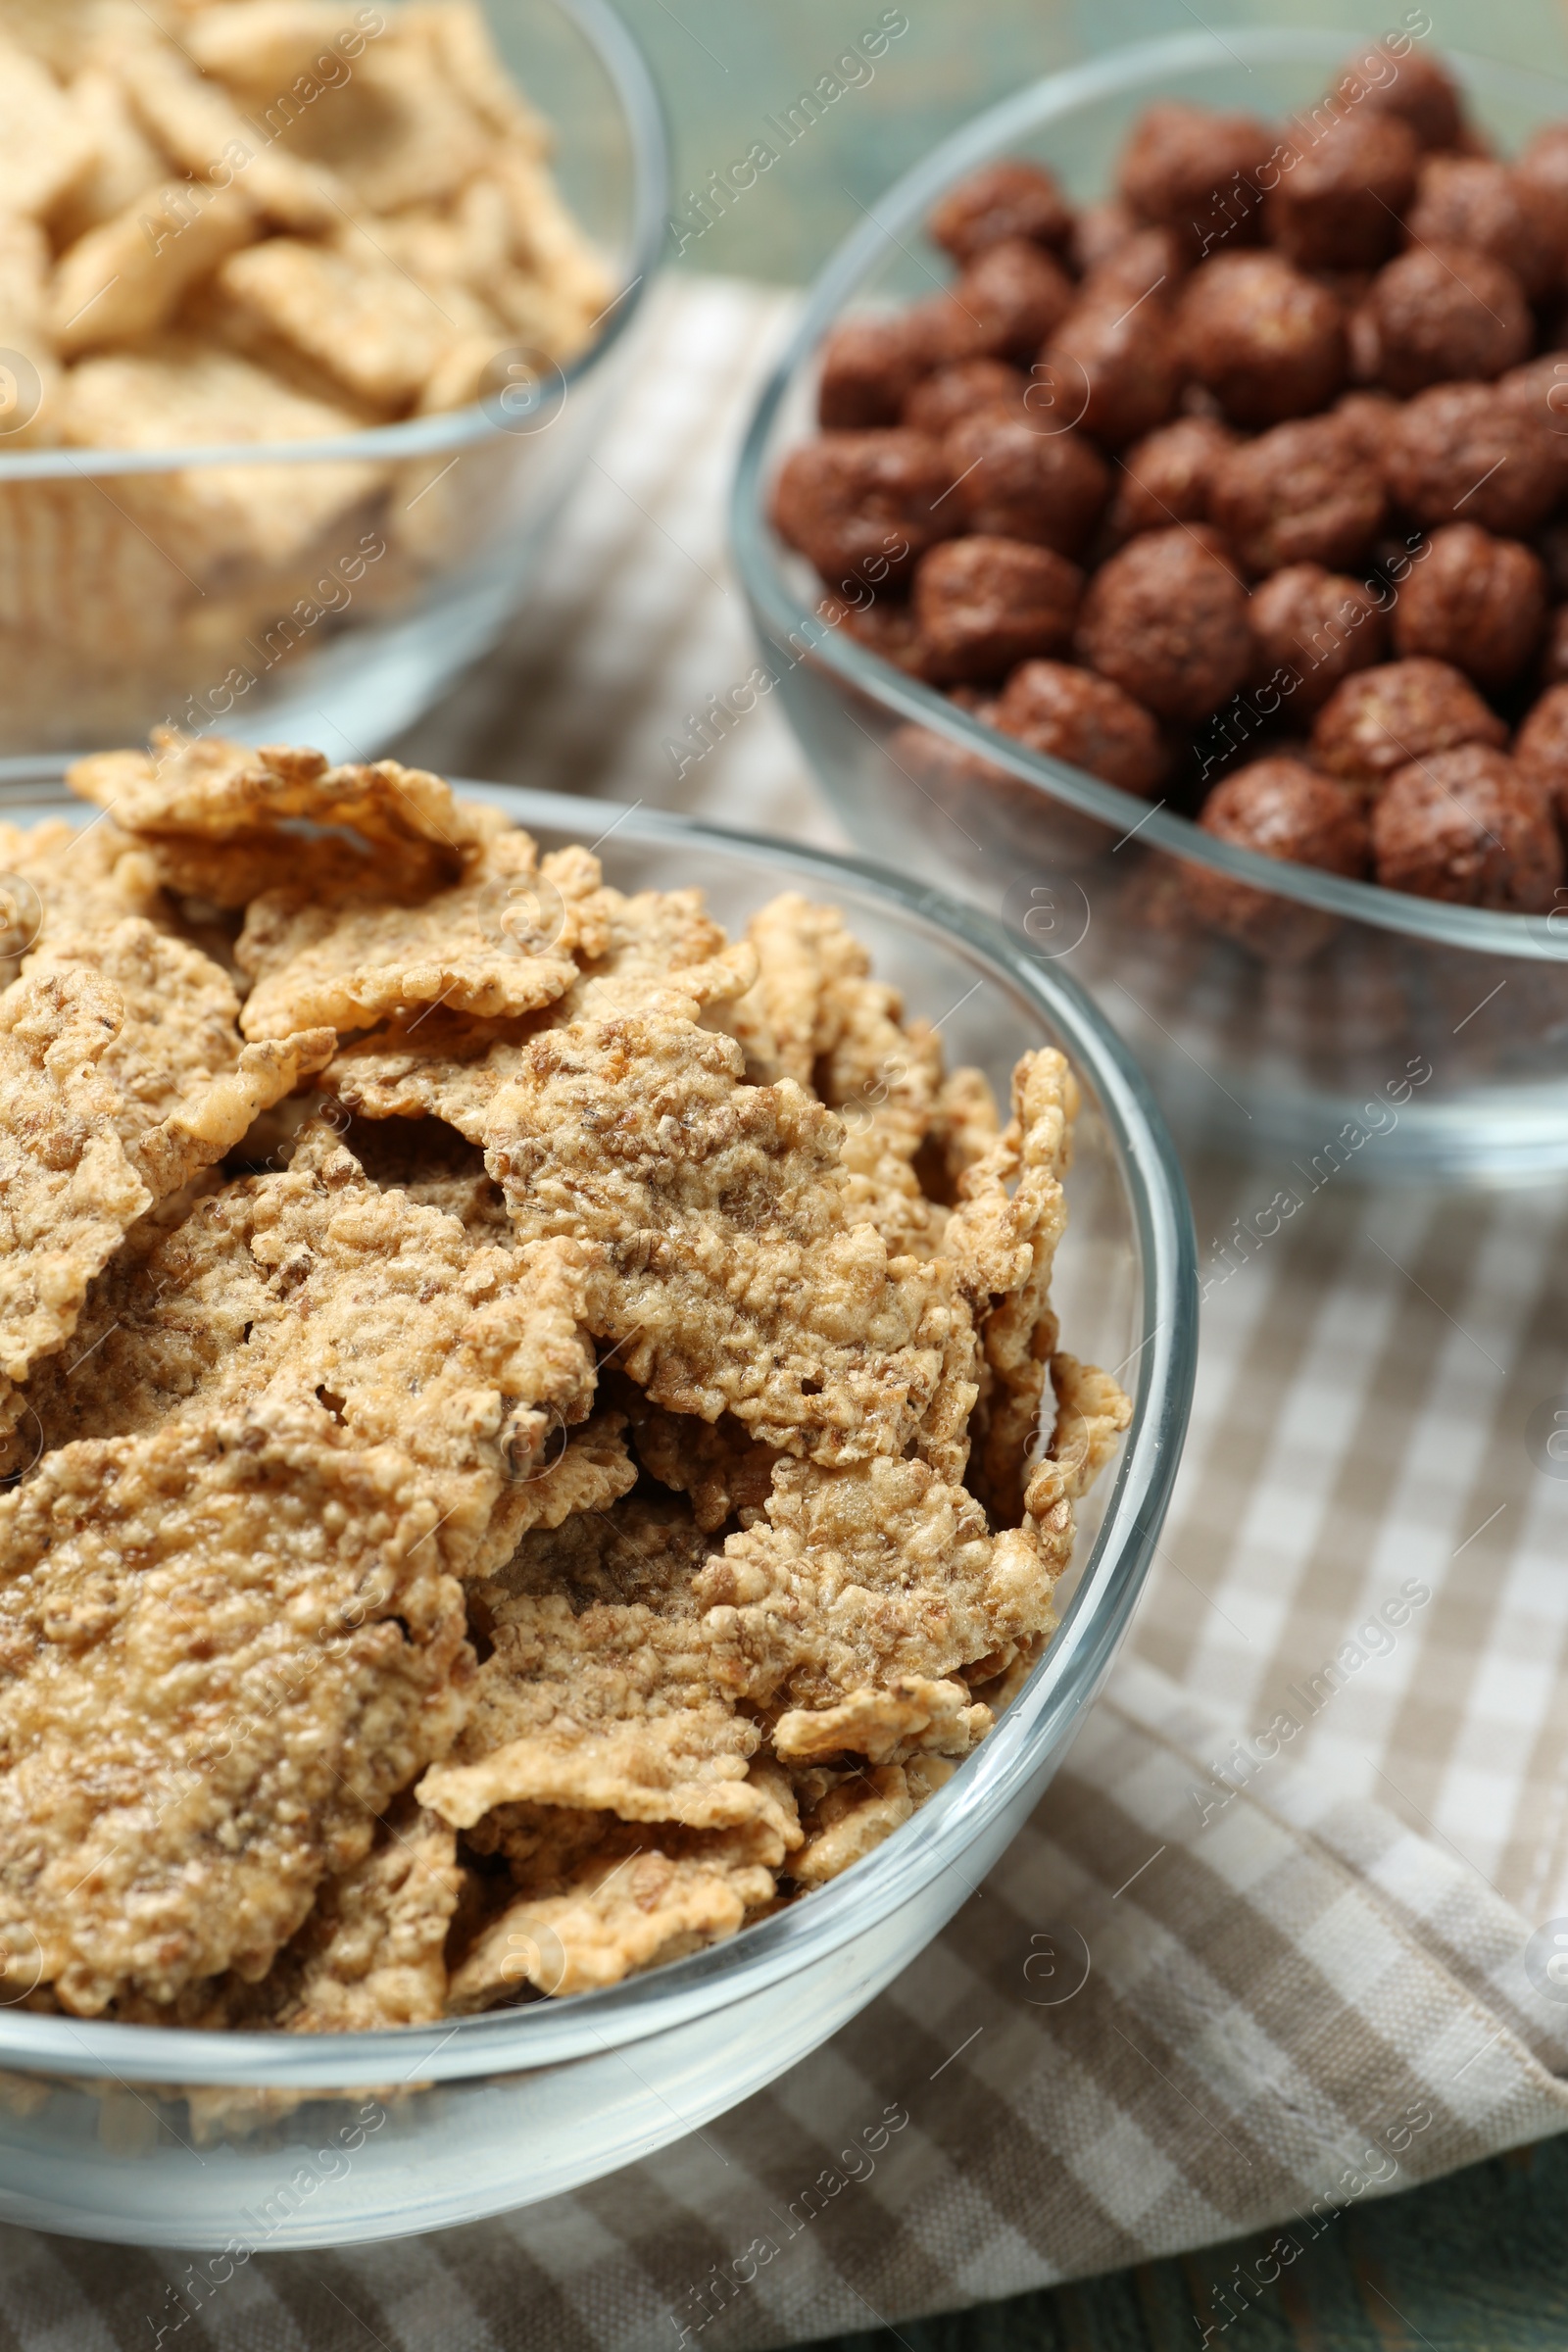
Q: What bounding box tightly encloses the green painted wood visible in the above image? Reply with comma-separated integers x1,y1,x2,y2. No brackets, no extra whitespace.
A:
614,0,1568,285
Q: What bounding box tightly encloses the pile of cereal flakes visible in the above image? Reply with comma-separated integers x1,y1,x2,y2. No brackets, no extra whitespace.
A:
0,734,1129,2071
0,0,612,741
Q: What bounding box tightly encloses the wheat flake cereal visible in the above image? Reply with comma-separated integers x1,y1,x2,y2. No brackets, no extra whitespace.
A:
0,734,1130,2061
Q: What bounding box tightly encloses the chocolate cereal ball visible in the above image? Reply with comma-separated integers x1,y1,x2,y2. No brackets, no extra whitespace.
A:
1516,122,1568,258
928,161,1074,263
1177,252,1346,427
1310,657,1507,788
946,410,1110,557
1202,757,1370,873
1496,359,1568,493
1107,414,1235,541
1514,683,1568,829
1391,523,1547,689
1403,155,1564,301
818,592,928,674
1075,525,1252,723
1039,290,1181,449
912,535,1083,683
1333,387,1400,459
951,236,1075,363
1118,101,1275,256
1382,381,1562,539
1264,109,1419,271
992,659,1168,793
817,310,951,428
1079,222,1190,306
1250,565,1388,710
1333,43,1464,153
1349,245,1532,396
1189,758,1370,963
1371,744,1562,909
1200,760,1370,956
770,431,956,591
903,357,1025,436
1209,414,1385,576
1069,200,1141,278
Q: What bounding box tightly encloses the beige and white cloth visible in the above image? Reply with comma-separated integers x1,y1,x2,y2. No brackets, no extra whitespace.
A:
5,277,1568,2350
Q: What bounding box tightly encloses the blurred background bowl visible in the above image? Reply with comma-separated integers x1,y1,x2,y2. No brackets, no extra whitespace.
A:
732,29,1568,1183
0,767,1193,2248
0,0,667,766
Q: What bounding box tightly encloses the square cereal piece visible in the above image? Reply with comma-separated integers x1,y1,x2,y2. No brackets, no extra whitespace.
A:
0,35,95,217
52,181,258,358
217,235,482,413
283,23,487,214
369,177,512,296
415,333,510,416
52,68,167,242
490,145,614,317
185,3,378,90
0,2,95,75
420,1,551,149
111,33,346,231
491,271,599,368
57,335,383,572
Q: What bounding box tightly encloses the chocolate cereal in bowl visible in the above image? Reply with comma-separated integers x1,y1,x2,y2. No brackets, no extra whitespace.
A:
0,747,1193,2244
0,0,664,754
733,30,1568,1176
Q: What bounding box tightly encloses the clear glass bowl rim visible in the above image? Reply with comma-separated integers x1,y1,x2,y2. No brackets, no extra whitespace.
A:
0,0,670,482
729,26,1568,967
0,772,1197,2087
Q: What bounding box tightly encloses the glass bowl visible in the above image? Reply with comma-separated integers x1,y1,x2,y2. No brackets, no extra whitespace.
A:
731,29,1568,1182
0,768,1194,2250
0,0,667,763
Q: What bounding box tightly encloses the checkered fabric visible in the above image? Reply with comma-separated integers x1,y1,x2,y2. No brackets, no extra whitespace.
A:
6,276,1567,2350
